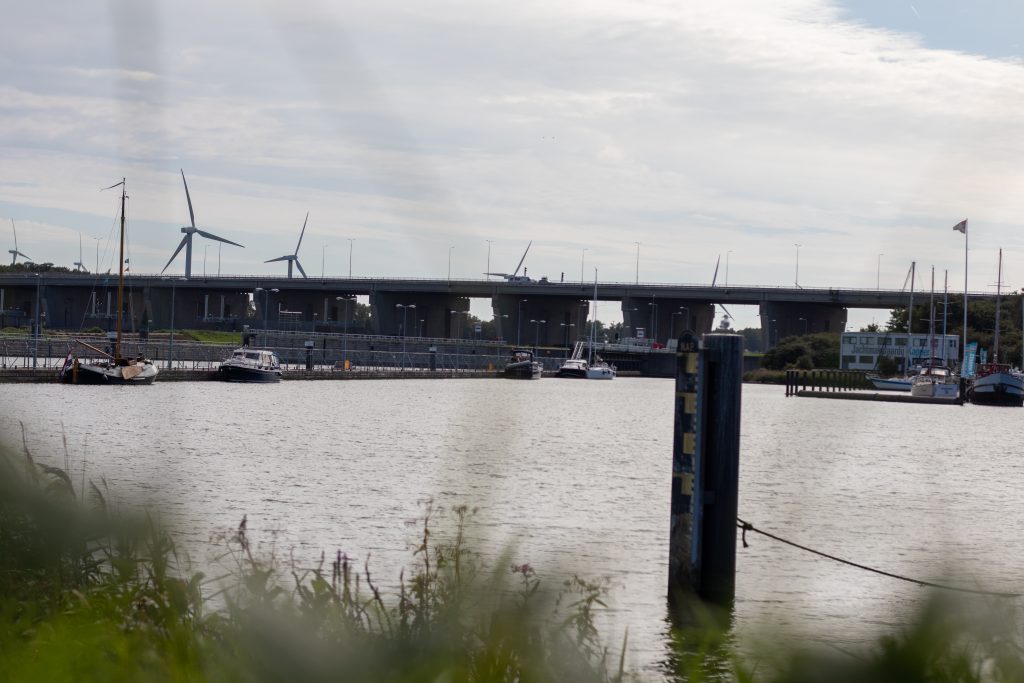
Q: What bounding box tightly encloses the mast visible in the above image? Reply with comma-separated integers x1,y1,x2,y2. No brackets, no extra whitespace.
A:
927,266,935,367
942,270,948,367
115,178,126,360
962,220,968,372
994,248,1002,364
589,268,597,364
906,261,915,373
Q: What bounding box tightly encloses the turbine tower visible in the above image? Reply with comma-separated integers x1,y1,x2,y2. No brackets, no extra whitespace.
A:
162,170,244,278
8,219,31,266
73,233,88,272
265,212,309,278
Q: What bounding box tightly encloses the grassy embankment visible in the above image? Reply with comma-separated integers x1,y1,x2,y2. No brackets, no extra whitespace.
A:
3,439,1024,681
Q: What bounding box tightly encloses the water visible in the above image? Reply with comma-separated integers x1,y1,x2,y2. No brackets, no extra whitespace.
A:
2,379,1023,677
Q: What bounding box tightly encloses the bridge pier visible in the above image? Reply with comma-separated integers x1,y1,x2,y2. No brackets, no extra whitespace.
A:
492,293,589,348
622,298,715,345
370,292,470,337
759,302,847,347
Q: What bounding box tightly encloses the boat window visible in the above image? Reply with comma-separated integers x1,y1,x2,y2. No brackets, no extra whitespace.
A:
246,352,260,359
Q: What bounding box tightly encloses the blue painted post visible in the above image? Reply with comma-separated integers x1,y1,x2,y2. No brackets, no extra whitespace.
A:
669,333,743,605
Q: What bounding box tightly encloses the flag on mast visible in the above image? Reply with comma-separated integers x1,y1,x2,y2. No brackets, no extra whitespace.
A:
952,219,967,233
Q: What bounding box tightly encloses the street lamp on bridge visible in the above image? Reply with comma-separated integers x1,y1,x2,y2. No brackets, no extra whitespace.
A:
671,306,689,340
396,303,416,368
336,295,355,364
255,287,279,347
560,322,575,349
530,319,546,355
517,299,528,346
799,316,808,336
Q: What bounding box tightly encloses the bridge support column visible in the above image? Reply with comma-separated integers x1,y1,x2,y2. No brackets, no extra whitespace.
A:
759,302,847,348
623,299,715,344
492,294,589,349
370,292,470,337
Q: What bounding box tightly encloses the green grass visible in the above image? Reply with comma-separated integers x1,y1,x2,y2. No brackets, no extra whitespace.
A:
3,440,1024,681
150,329,242,344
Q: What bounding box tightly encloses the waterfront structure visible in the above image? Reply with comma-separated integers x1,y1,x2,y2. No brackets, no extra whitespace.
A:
839,331,959,372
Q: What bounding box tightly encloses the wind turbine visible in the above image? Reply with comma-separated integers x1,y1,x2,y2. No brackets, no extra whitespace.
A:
265,212,309,278
8,219,31,266
73,233,88,272
485,240,533,282
162,170,244,278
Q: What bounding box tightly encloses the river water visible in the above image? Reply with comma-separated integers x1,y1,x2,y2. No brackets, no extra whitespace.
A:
2,379,1023,677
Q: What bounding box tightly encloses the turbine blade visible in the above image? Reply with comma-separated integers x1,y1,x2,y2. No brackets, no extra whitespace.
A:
265,255,291,263
512,240,532,277
180,169,196,228
161,236,189,273
15,250,31,260
711,254,721,286
295,212,308,255
195,229,244,248
10,219,17,251
294,260,308,278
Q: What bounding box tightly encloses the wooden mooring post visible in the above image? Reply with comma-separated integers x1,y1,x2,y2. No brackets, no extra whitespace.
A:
669,333,743,605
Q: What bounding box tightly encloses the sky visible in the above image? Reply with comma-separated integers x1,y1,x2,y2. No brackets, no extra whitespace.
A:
3,0,1024,330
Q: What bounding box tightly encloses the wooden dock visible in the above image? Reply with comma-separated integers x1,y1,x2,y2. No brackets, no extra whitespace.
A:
795,390,962,405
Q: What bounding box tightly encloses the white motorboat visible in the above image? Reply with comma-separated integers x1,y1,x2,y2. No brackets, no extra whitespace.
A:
218,348,282,383
556,271,616,380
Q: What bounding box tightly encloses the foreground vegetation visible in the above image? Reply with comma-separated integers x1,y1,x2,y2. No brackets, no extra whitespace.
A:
3,441,1024,681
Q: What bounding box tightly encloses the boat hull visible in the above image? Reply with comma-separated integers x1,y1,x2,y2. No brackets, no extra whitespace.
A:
504,361,542,379
970,372,1024,406
218,365,281,383
62,360,159,385
869,376,911,392
556,367,588,378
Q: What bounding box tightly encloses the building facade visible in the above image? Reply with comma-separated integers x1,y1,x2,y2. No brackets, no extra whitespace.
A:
840,331,959,371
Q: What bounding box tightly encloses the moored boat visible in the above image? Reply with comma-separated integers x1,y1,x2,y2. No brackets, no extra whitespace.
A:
218,348,282,382
504,349,543,379
967,250,1022,406
59,179,159,386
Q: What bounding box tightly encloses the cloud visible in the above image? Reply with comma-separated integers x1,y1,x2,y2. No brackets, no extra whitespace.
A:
1,0,1024,301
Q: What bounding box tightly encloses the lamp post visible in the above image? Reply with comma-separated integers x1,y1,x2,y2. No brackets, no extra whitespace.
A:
396,304,416,368
671,309,689,340
517,299,528,346
448,245,454,282
877,253,884,290
450,310,465,371
560,322,575,350
581,248,587,283
486,240,493,280
336,296,354,364
164,277,186,369
648,301,659,344
634,241,641,285
794,243,801,288
799,317,808,335
32,273,40,368
530,319,546,355
94,236,101,273
322,243,327,280
726,250,733,287
255,287,279,347
770,318,777,347
347,238,354,277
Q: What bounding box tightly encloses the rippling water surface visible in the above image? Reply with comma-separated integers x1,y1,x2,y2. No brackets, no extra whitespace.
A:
3,379,1023,677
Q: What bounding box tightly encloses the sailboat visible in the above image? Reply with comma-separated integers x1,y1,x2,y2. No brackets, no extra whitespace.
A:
968,249,1023,406
556,269,615,379
59,179,159,385
909,266,959,399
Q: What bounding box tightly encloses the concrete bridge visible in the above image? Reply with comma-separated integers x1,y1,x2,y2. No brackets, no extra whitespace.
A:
0,272,989,348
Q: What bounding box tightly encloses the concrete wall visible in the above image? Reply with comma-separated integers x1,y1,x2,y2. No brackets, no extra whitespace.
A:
759,302,848,348
491,294,590,347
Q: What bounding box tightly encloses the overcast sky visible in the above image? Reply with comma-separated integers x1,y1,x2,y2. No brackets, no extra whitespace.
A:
2,0,1024,328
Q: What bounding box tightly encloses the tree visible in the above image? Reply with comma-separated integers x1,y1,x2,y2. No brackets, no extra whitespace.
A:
761,333,840,370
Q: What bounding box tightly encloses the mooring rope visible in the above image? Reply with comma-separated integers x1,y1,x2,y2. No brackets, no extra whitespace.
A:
736,517,1019,598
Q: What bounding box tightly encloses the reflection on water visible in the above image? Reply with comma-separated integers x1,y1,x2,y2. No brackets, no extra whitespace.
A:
2,380,1023,677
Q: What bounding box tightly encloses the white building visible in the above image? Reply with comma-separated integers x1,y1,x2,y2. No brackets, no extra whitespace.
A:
840,331,959,371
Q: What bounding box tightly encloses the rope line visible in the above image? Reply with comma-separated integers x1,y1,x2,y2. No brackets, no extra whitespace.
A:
736,517,1019,598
